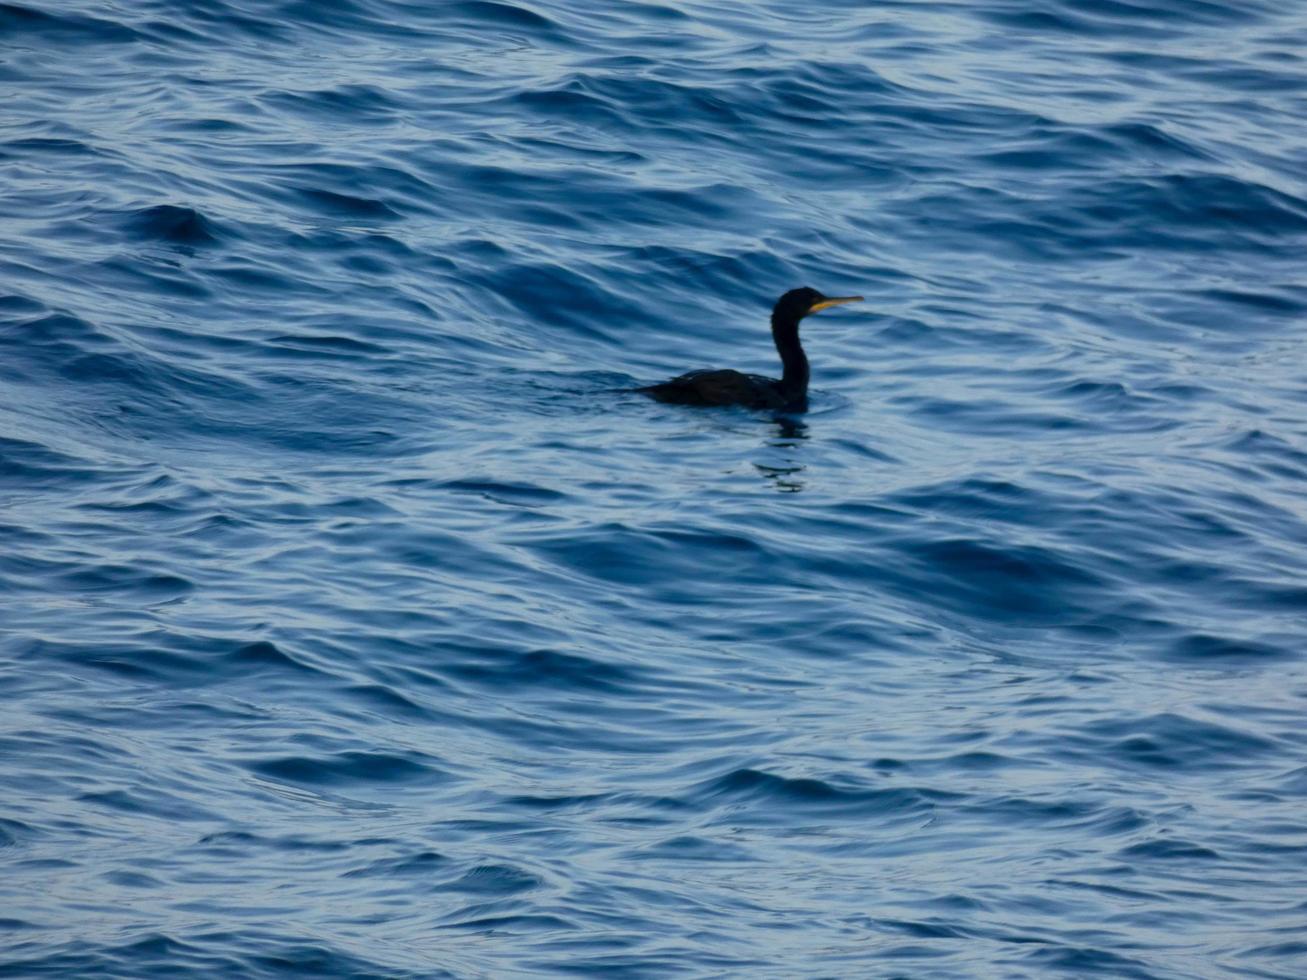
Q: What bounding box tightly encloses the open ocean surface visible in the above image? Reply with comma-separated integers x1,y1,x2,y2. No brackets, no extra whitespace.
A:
3,1,1307,976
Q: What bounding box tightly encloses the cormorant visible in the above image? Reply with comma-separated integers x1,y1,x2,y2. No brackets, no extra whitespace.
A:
637,287,862,412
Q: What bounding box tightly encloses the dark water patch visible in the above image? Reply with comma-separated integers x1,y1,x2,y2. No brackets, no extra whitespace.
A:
975,0,1269,39
0,3,141,44
962,796,1146,834
340,850,448,879
1240,940,1307,961
77,786,221,823
1064,713,1281,773
467,260,663,339
22,634,334,688
1274,767,1307,798
272,0,405,38
169,1,290,44
437,478,567,506
56,564,194,601
84,255,215,301
228,640,325,675
0,817,35,850
522,522,781,591
265,334,391,357
981,123,1216,173
132,18,213,49
888,478,1043,525
341,683,429,718
1118,837,1222,861
436,912,573,933
0,137,99,158
504,791,612,812
103,869,164,888
892,173,1307,260
3,311,104,346
1007,943,1161,978
902,394,1090,433
1179,63,1307,93
441,0,561,33
196,830,357,854
628,833,757,863
58,350,158,387
25,637,212,684
441,647,646,695
246,751,448,787
0,437,102,489
264,84,405,123
291,187,401,220
568,72,750,130
0,311,266,423
0,931,420,979
1102,121,1215,161
1204,286,1307,316
119,204,225,246
897,537,1106,621
445,864,542,896
695,768,949,819
1164,633,1297,664
1090,174,1307,241
0,294,46,314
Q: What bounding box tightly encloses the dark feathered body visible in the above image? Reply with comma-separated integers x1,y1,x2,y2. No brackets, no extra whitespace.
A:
638,370,802,411
638,287,859,413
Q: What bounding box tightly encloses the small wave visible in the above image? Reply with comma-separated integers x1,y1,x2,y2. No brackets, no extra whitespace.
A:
1164,633,1296,663
120,205,224,246
58,563,193,601
442,647,644,694
900,536,1105,621
962,797,1146,834
1064,712,1280,773
0,2,140,43
266,334,391,355
340,850,448,878
197,830,354,853
444,864,542,896
77,786,220,823
0,932,420,980
293,187,401,220
1118,838,1222,861
0,436,102,489
437,913,573,933
445,0,560,32
1011,944,1159,978
247,750,448,786
437,478,566,504
264,84,405,123
0,136,98,157
0,817,35,850
228,640,324,674
694,768,948,818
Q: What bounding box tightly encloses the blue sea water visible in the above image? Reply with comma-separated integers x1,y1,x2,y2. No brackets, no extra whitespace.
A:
3,0,1307,975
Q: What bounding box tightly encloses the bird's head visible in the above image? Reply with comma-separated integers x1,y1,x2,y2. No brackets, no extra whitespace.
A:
773,287,863,323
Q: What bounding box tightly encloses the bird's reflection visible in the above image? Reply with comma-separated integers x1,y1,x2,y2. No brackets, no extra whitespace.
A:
754,414,809,492
772,415,808,442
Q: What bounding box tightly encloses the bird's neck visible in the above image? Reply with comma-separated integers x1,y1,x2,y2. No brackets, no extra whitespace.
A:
772,312,808,396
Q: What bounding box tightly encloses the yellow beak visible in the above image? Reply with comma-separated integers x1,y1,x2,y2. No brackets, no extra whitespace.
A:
808,295,863,313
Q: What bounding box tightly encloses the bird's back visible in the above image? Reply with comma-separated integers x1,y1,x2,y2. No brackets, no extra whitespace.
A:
638,370,789,409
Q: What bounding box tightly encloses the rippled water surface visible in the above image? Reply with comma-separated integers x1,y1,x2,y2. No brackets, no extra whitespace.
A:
4,0,1307,976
